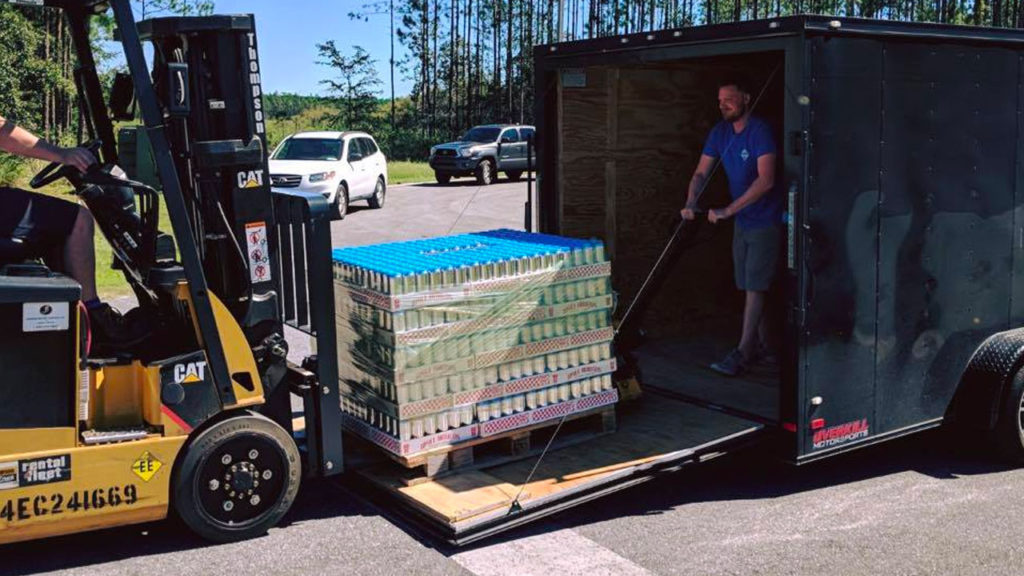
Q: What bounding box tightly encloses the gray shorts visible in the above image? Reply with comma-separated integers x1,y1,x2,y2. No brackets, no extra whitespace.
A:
733,224,782,292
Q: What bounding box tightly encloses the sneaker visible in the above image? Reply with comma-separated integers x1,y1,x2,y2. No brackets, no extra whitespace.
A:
87,303,149,353
710,348,749,377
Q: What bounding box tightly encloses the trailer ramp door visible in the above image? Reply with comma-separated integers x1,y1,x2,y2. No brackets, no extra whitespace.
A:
356,394,764,545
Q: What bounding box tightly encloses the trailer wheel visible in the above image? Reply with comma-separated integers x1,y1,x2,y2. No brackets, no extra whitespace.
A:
994,368,1024,464
475,159,495,185
173,412,301,543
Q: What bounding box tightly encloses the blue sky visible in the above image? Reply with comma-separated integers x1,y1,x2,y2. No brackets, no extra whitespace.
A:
207,0,414,97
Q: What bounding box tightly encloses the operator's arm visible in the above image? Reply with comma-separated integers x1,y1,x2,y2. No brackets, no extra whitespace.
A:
721,153,776,218
685,154,717,208
0,114,94,172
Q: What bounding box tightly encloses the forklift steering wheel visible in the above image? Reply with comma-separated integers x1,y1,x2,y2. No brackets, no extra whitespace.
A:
29,140,102,189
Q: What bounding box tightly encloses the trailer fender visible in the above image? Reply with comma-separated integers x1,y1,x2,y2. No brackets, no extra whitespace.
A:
950,329,1024,431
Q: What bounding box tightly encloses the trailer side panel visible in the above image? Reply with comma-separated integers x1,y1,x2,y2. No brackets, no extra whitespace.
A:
801,37,884,457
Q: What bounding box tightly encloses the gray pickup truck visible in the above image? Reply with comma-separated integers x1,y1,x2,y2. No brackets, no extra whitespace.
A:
428,124,535,185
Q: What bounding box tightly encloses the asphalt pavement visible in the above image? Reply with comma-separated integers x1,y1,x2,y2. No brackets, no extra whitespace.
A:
6,176,1024,576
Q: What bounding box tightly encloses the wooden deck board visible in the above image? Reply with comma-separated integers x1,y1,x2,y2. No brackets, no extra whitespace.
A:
359,395,761,526
632,334,779,421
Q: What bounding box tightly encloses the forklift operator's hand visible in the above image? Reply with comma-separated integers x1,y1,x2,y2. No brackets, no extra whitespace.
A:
708,207,731,224
59,147,97,173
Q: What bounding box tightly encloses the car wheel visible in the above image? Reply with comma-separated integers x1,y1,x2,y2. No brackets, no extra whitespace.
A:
172,412,301,543
994,368,1024,464
331,183,349,220
506,170,523,182
368,177,386,209
475,159,495,185
435,171,451,185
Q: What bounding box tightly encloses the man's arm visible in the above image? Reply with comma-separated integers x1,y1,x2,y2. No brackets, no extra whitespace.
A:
681,154,717,220
686,154,717,207
0,114,95,173
709,153,776,223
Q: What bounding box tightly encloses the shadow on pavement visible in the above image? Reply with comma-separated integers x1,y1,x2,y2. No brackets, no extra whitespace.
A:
1,424,1009,570
439,426,1011,554
0,478,377,575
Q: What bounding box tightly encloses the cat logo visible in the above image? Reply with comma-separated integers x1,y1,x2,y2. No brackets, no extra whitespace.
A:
173,361,207,384
237,169,264,189
0,461,18,490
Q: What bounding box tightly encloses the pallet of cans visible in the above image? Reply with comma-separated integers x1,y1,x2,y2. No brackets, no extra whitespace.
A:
333,229,619,459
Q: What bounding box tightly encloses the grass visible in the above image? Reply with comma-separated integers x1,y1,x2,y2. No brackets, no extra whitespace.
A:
388,160,434,185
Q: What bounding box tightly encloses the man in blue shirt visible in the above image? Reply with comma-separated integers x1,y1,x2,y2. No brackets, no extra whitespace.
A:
681,78,782,376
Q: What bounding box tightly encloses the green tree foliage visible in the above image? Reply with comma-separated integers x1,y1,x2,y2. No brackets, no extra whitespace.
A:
336,0,1024,163
0,0,215,185
316,42,385,130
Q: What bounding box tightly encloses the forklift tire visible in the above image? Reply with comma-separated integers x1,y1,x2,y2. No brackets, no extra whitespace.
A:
368,177,386,209
994,368,1024,464
475,159,495,185
506,170,523,181
435,172,451,185
331,183,349,220
173,412,301,543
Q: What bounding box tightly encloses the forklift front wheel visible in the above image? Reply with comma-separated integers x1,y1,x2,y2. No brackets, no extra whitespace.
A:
994,368,1024,464
173,412,301,543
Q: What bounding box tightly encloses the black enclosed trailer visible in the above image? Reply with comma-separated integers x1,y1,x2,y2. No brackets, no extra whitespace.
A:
352,17,1024,545
531,13,1024,465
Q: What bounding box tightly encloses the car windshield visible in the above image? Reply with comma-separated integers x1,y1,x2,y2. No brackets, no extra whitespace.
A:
460,127,501,143
272,138,343,161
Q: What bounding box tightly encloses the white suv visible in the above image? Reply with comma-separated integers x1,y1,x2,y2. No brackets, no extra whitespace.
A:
269,131,388,219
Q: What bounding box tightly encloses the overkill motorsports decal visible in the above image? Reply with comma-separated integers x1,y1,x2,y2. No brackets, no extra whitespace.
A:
812,419,870,450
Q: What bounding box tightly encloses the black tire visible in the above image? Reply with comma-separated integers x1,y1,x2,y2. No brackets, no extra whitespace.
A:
330,183,349,220
994,368,1024,463
475,159,495,185
435,172,451,185
173,412,301,543
368,177,386,209
506,170,523,181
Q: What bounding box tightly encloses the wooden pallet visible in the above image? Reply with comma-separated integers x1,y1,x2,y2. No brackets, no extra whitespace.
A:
379,405,617,486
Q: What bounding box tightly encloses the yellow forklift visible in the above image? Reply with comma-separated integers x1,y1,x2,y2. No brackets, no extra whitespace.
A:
0,0,342,544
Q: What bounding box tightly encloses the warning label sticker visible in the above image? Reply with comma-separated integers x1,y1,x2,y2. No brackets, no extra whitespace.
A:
245,221,272,284
23,302,69,332
131,452,162,482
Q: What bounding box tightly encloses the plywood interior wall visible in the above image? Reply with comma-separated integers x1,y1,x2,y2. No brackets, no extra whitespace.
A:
558,53,785,336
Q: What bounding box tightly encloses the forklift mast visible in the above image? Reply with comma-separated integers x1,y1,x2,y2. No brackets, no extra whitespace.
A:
137,15,280,331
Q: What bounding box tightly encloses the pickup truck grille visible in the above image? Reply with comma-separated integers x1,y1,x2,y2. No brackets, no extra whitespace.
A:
435,149,457,157
270,174,302,188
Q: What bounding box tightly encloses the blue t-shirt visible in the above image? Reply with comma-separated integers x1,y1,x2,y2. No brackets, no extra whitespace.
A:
702,116,781,230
